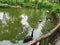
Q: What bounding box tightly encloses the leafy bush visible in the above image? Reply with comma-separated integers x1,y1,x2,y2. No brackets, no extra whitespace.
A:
8,1,16,5
0,0,2,3
52,4,60,13
38,2,53,11
42,21,56,34
24,0,29,3
17,2,24,6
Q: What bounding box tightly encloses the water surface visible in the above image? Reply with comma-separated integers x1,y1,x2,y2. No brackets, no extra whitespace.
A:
0,8,47,45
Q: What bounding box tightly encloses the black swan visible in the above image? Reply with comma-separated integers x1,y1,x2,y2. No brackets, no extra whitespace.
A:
23,29,34,43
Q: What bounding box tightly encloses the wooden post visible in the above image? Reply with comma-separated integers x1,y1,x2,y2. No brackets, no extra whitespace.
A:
40,39,45,45
45,38,49,45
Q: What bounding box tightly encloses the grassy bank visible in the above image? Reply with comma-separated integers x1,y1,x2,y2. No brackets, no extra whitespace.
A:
0,1,60,12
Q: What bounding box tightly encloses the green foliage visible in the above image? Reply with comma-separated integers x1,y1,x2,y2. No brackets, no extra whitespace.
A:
38,2,53,11
42,13,57,34
0,0,17,5
42,21,56,34
24,0,29,3
23,2,34,7
0,0,2,3
0,0,60,12
52,4,60,13
48,43,52,45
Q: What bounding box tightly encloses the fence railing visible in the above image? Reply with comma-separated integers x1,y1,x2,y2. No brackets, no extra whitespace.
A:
27,13,60,45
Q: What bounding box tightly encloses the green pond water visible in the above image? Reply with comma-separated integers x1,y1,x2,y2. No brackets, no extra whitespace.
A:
0,8,56,45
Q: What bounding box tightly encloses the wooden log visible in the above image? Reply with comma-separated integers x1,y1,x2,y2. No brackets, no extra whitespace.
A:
27,12,60,45
27,24,60,45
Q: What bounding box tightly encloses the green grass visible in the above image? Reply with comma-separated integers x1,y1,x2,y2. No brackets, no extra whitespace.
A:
42,13,57,34
42,21,56,34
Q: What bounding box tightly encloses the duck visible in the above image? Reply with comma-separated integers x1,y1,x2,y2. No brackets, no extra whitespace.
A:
23,29,34,43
